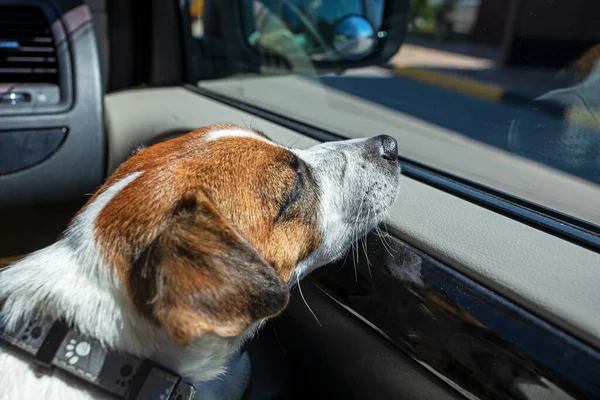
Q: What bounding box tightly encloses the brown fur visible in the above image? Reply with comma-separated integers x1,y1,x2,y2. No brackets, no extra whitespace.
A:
76,125,321,346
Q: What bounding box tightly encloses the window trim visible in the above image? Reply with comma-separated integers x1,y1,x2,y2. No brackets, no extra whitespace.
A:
185,83,600,253
310,232,600,399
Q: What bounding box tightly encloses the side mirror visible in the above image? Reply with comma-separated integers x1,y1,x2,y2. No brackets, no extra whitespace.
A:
184,0,410,79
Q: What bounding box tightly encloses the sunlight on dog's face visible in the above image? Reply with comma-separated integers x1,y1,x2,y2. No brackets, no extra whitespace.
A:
292,135,401,279
85,126,400,345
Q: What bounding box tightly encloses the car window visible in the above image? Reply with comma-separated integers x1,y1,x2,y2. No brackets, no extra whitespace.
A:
185,0,600,230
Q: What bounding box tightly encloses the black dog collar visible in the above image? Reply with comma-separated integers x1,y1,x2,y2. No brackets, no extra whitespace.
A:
0,313,196,400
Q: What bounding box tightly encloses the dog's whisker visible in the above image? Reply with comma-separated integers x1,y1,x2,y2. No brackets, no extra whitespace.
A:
382,221,391,235
375,225,396,257
352,231,360,282
350,241,358,281
272,324,287,354
237,114,250,130
363,210,373,279
351,193,368,282
378,226,395,254
297,275,322,327
338,247,351,272
361,236,373,279
379,220,398,254
377,217,397,257
350,226,358,280
289,137,302,148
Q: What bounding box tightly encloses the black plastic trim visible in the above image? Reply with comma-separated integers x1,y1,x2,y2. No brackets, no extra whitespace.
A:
312,232,600,399
185,83,600,253
0,127,68,175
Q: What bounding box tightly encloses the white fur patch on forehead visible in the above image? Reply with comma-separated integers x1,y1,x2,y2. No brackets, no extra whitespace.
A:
203,128,279,146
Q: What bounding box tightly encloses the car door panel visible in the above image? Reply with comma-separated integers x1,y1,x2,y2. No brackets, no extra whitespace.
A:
104,87,600,399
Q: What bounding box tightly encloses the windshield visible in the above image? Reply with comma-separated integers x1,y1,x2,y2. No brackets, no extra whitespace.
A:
187,0,600,228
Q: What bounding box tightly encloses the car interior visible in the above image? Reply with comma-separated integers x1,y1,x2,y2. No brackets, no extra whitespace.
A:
1,0,600,399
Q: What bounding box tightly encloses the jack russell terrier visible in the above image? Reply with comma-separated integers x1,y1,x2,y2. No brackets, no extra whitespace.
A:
0,125,400,399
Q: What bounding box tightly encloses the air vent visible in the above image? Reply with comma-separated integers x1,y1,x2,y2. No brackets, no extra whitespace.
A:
0,5,58,84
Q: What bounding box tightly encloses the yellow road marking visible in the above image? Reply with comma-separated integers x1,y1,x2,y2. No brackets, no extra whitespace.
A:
392,65,505,102
392,66,600,130
565,107,600,131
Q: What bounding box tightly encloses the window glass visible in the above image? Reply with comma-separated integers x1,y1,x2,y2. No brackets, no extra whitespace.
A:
186,0,600,227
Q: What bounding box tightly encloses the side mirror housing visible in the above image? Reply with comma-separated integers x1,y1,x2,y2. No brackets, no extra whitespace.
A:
183,0,410,80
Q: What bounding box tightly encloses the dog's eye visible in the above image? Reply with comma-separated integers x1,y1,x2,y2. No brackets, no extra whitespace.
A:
277,171,304,220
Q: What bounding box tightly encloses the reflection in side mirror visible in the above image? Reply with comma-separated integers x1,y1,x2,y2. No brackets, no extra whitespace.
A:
184,0,409,80
242,0,385,64
333,16,376,60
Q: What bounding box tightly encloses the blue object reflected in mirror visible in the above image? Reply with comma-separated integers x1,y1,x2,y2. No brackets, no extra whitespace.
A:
333,15,376,60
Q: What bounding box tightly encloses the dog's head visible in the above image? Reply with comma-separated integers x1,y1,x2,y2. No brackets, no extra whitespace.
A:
73,125,400,346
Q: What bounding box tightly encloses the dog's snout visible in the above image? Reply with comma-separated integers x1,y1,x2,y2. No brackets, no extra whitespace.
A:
374,135,398,162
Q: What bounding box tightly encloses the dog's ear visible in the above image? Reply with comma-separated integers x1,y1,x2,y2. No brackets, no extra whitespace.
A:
130,191,289,347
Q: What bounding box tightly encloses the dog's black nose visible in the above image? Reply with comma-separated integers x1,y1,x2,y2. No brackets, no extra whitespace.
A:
376,135,398,162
